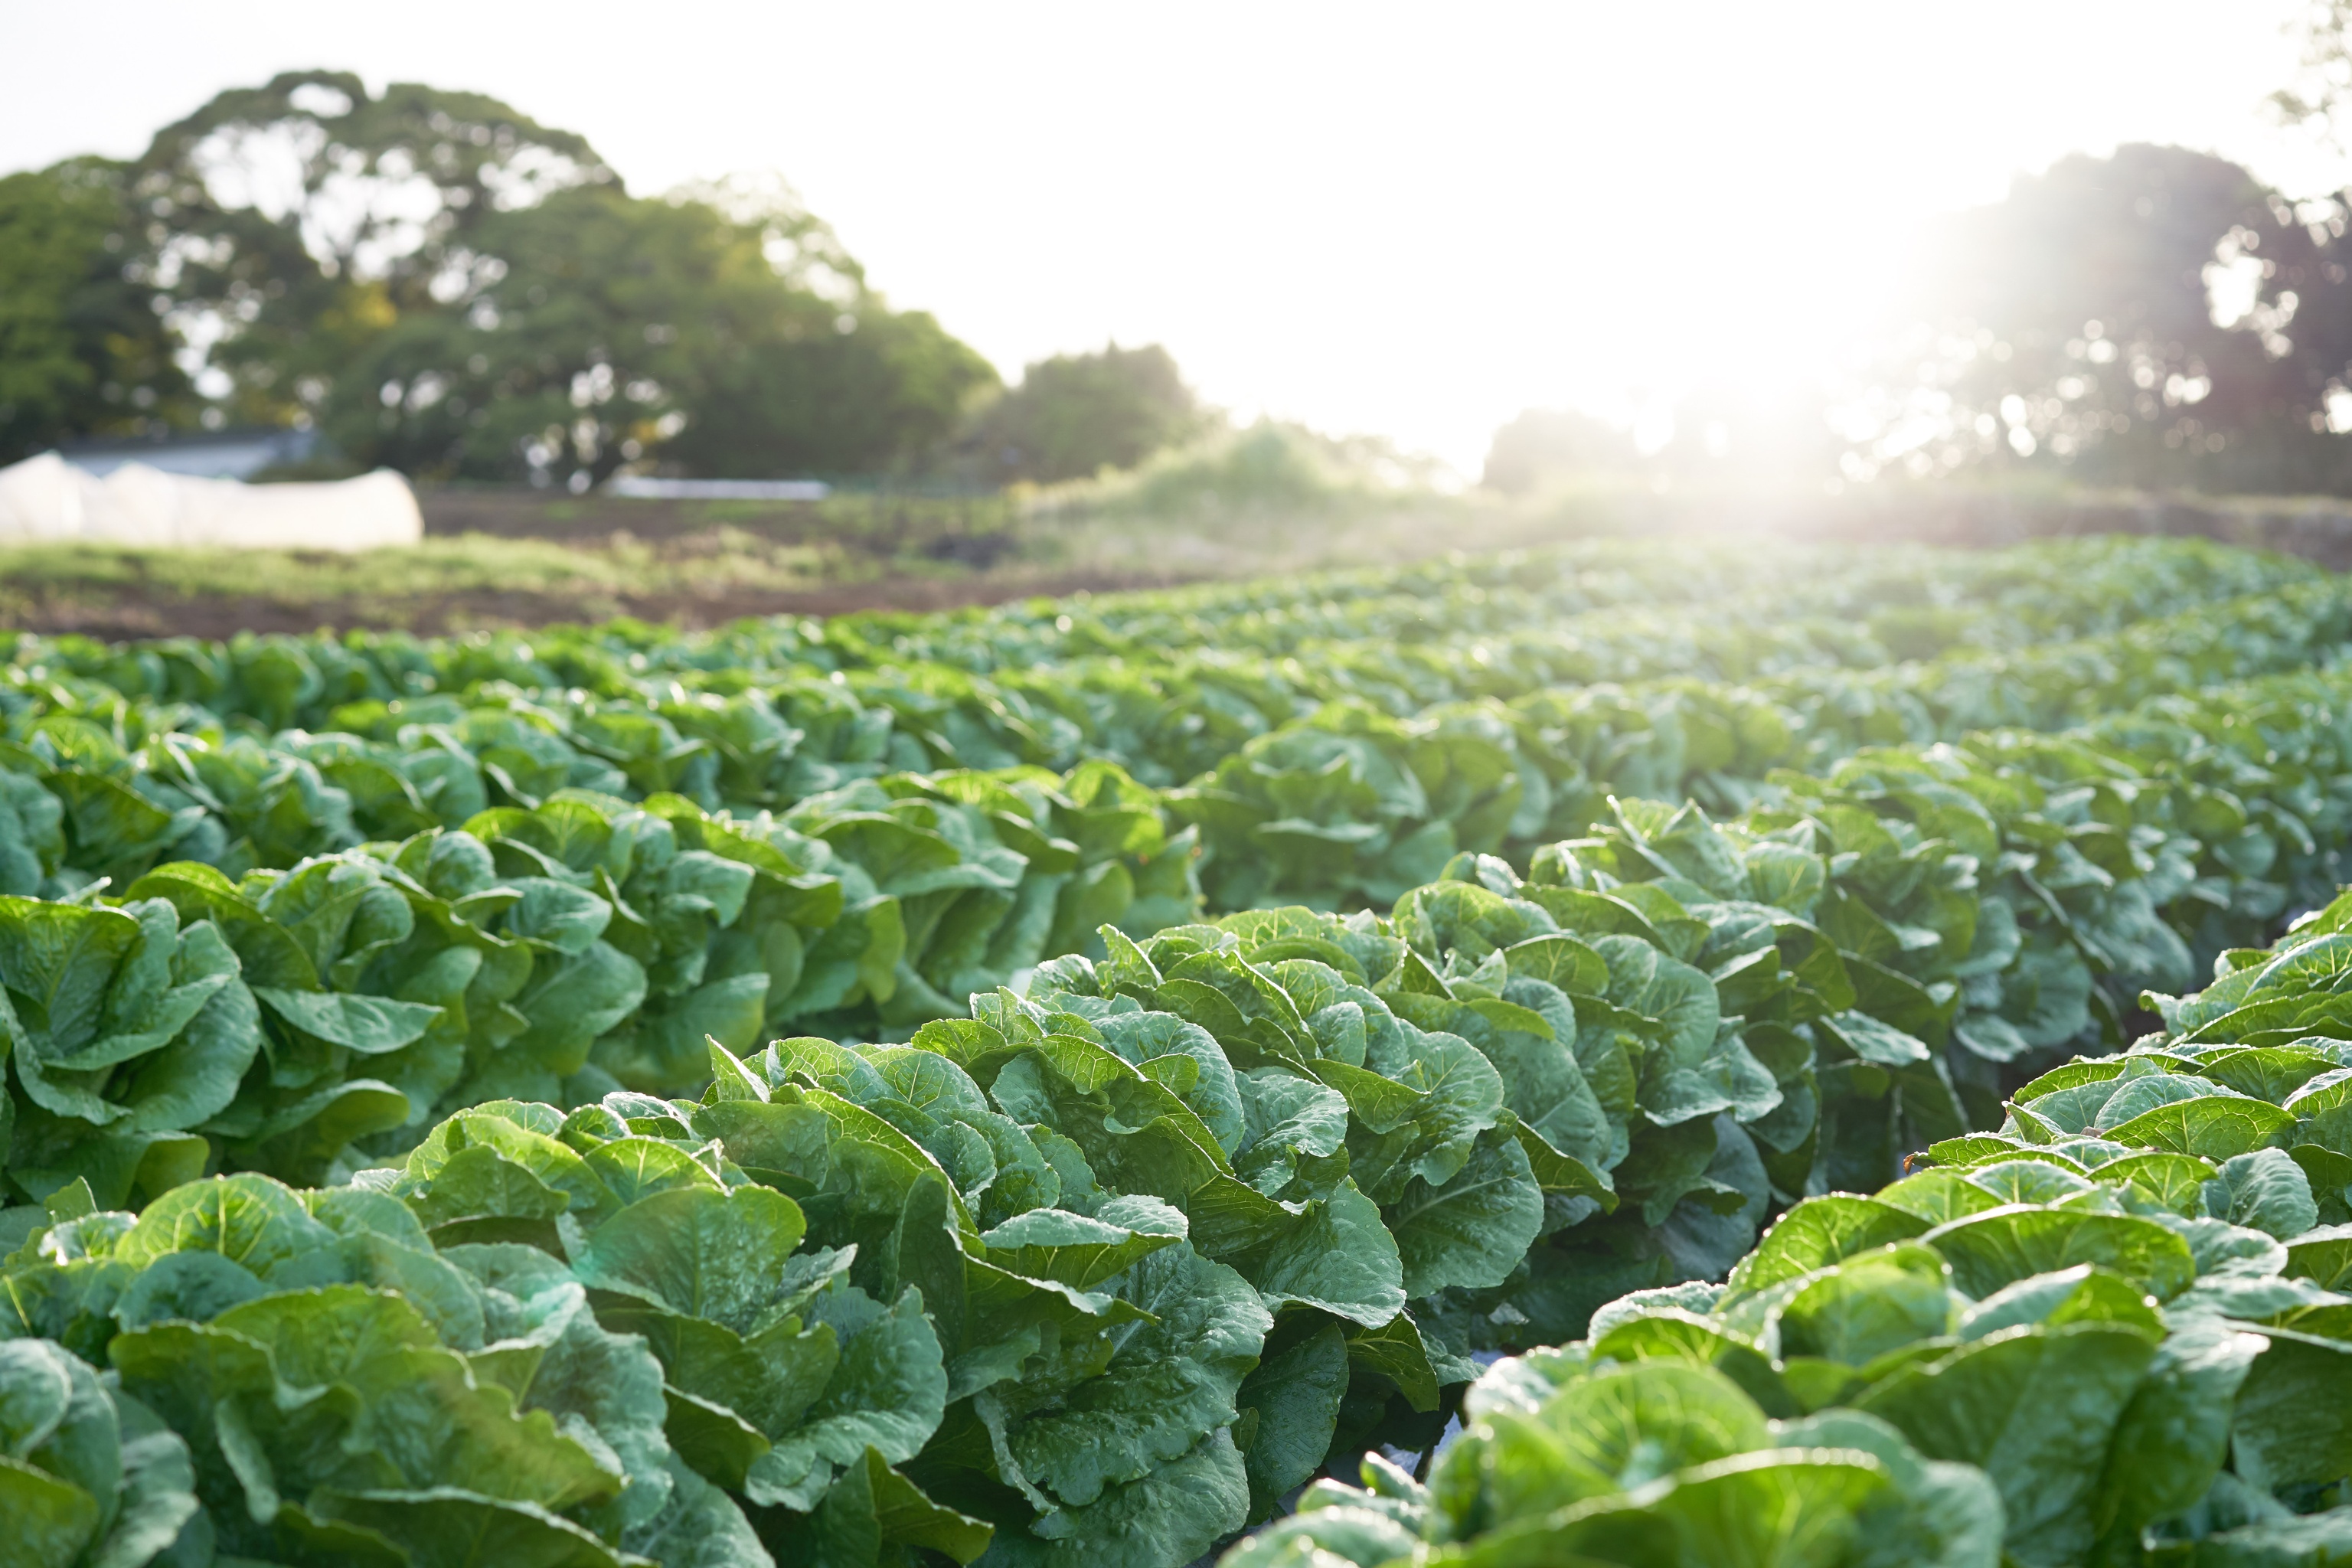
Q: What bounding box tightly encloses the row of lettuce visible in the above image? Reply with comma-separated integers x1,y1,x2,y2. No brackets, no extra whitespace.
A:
7,590,2352,1220
0,750,2313,1558
0,541,2313,818
5,565,2346,929
1230,887,2352,1566
768,534,2318,676
14,537,2311,730
18,844,2352,1567
1,539,2349,1566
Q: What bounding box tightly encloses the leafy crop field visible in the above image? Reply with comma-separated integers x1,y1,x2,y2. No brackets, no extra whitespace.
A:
4,534,2351,1566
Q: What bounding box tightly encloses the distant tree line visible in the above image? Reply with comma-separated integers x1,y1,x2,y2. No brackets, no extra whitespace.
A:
952,341,1203,485
1837,141,2352,492
74,76,2352,503
1488,136,2352,498
0,71,1200,488
1488,7,2352,502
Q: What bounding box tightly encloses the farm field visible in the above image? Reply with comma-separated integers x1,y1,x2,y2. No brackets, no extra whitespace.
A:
18,478,2352,641
7,534,2352,1566
0,486,1512,638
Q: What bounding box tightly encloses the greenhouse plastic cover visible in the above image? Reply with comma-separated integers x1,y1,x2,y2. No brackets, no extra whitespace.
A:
0,452,422,550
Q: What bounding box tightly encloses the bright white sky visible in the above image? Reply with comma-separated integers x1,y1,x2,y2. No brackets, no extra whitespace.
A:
0,0,2332,472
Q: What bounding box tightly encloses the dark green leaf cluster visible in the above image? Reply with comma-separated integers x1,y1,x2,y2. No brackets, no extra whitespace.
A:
1238,880,2352,1566
2,1168,756,1566
351,1062,1275,1568
1166,577,2352,910
0,773,1194,1210
0,1333,203,1568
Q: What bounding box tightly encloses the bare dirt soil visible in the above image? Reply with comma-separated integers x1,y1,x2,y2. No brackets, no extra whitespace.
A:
8,568,1205,641
0,487,1493,639
0,489,1207,639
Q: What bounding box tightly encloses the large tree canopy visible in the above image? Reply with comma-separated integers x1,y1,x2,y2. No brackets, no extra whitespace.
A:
1480,409,1637,494
1845,142,2352,492
131,68,614,434
325,181,995,483
0,158,194,457
1485,137,2352,498
0,73,999,481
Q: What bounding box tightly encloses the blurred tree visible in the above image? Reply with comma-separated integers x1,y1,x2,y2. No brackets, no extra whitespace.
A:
1844,143,2352,491
1479,409,1636,493
958,342,1200,483
129,70,616,431
1641,383,1844,488
0,159,194,462
654,177,998,480
1114,420,1369,512
2277,2,2352,154
1051,419,1440,518
322,185,704,485
1482,391,1838,495
3,72,998,482
332,184,996,484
